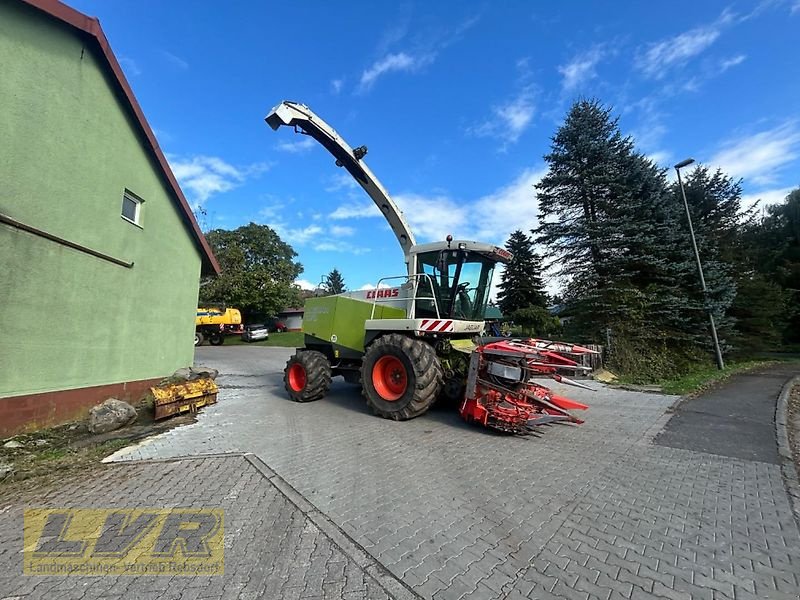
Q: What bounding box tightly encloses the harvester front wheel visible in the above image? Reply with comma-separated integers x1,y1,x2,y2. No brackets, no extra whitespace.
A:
194,331,204,346
362,334,442,420
284,350,332,402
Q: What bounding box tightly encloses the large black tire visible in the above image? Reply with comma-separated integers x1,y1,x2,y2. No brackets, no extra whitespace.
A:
208,332,225,346
194,331,204,346
361,334,442,420
284,350,332,402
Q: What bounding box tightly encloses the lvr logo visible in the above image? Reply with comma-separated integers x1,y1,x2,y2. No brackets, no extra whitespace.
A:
24,508,224,576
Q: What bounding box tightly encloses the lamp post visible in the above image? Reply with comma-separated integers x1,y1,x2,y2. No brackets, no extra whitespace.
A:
674,157,725,370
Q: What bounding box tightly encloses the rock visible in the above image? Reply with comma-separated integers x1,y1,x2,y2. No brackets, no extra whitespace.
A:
0,462,13,479
171,366,219,381
33,439,50,447
2,440,24,449
88,399,137,434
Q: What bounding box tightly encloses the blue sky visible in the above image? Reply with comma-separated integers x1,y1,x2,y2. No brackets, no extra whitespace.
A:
70,0,800,294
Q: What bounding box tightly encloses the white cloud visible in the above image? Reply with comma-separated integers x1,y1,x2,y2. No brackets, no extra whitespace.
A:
119,56,141,77
325,172,360,193
152,127,173,143
161,50,189,70
358,52,434,91
469,87,536,150
393,193,469,241
168,155,271,207
329,202,382,219
279,224,324,246
740,186,794,211
636,11,734,78
472,168,546,243
381,167,545,247
315,241,370,255
647,151,672,166
559,47,604,91
329,225,355,237
276,138,317,154
331,79,344,94
708,122,800,185
354,15,478,93
792,0,800,14
719,54,746,72
294,279,317,291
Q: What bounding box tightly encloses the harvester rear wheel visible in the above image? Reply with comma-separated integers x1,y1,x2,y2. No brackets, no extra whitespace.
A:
362,334,442,420
284,350,332,402
208,332,225,346
194,332,204,346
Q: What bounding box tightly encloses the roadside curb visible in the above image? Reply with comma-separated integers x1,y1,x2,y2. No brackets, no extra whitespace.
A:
775,375,800,528
243,453,421,600
113,452,421,600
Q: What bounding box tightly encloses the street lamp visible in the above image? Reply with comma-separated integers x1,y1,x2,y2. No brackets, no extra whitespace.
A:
674,158,725,370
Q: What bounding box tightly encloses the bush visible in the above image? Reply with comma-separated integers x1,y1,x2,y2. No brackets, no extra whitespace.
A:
606,326,708,384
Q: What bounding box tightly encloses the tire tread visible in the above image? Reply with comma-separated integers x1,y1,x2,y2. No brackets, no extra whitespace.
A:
284,350,332,402
361,334,442,420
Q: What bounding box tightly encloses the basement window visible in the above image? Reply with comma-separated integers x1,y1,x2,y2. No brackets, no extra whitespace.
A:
121,190,143,226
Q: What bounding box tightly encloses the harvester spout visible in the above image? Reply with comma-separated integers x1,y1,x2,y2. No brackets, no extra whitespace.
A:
266,101,416,271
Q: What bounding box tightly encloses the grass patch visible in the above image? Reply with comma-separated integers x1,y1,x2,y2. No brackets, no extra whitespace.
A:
1,404,197,488
215,331,303,348
656,359,787,396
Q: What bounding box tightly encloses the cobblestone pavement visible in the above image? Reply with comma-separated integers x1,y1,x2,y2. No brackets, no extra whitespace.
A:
100,346,800,599
0,454,406,600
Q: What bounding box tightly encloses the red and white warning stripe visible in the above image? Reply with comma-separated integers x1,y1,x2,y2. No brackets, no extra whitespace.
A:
419,319,454,333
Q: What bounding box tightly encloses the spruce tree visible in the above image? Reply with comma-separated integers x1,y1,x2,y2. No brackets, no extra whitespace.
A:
534,99,711,378
535,100,634,291
668,167,741,353
323,268,346,295
496,230,548,316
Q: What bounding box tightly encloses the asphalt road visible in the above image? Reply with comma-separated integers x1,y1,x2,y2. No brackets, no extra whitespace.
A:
655,363,800,463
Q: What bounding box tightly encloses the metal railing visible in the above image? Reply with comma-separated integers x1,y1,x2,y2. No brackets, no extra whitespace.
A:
369,274,442,319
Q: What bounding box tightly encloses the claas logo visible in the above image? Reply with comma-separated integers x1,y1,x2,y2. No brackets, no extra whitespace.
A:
23,508,224,576
365,288,400,299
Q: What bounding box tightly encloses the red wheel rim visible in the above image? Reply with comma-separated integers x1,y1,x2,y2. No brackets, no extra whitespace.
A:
287,363,306,392
372,356,407,401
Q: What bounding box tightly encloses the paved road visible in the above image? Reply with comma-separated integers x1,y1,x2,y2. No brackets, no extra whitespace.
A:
107,346,800,599
0,455,397,600
655,363,798,463
2,346,799,600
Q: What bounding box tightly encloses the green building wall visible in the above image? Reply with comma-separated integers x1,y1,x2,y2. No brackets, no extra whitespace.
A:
0,2,204,402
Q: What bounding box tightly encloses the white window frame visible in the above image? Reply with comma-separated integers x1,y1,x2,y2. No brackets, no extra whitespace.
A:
121,190,143,226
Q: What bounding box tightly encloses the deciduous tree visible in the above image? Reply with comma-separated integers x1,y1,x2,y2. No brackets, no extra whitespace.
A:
200,223,303,320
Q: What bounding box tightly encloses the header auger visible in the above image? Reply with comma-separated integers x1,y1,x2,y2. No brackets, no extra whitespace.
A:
266,100,597,435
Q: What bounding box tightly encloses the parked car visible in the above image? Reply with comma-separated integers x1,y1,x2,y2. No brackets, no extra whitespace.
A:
241,323,269,343
266,317,288,332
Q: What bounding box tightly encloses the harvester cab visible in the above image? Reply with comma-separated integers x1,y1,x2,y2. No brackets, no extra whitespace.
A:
408,239,511,322
266,100,595,434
